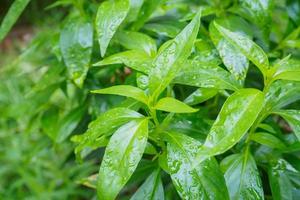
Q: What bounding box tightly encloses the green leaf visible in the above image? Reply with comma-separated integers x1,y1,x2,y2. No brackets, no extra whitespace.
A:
96,0,130,57
143,22,183,38
210,16,252,80
174,60,241,91
60,19,93,87
273,110,300,141
214,22,269,75
149,10,201,98
271,57,300,82
115,30,157,56
221,152,264,200
56,106,86,143
250,132,286,149
98,119,148,200
93,50,152,74
72,108,143,160
199,89,265,158
165,132,229,200
0,0,31,42
236,0,273,48
268,159,295,200
92,85,148,105
184,88,218,105
264,80,300,113
154,97,198,113
131,0,162,31
126,0,144,22
130,169,164,200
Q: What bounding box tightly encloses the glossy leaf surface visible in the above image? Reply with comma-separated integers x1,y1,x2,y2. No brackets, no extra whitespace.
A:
184,88,218,105
96,0,130,57
155,97,198,113
149,10,201,98
116,30,157,56
264,80,300,113
165,132,229,200
174,60,240,91
92,85,148,105
210,16,252,80
250,132,286,149
93,50,152,74
201,89,265,157
72,108,143,160
273,110,300,141
271,57,300,82
214,22,269,75
130,169,164,200
98,119,148,200
221,152,264,200
60,19,93,87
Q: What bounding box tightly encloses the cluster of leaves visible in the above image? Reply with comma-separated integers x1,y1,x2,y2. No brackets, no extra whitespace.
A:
1,0,300,199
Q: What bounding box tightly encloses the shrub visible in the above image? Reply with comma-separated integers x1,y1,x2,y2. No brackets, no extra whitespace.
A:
1,0,300,199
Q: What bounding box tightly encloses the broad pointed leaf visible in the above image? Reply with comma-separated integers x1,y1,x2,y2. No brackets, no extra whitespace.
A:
149,10,201,98
96,0,130,57
174,60,241,91
98,119,148,200
93,50,152,74
92,85,148,105
155,97,198,113
72,108,143,160
221,152,264,200
116,30,157,56
273,110,300,141
264,80,300,113
130,169,164,200
184,88,218,105
250,132,286,149
268,159,296,200
165,132,229,200
210,16,252,80
214,22,269,75
271,57,300,82
200,89,265,158
60,19,93,87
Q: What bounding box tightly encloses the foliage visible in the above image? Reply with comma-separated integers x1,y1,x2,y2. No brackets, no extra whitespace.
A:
1,0,300,199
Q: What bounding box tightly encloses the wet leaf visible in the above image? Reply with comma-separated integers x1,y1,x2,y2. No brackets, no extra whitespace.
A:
96,0,130,57
72,108,143,160
149,10,201,99
198,89,265,159
115,30,157,56
273,110,300,141
155,97,198,113
270,57,300,82
221,152,264,200
214,22,269,75
93,50,152,74
131,0,162,30
165,132,229,200
174,60,241,91
250,132,286,149
268,159,297,200
92,85,148,105
264,80,300,113
184,88,218,105
60,19,93,87
210,16,252,80
98,119,148,200
130,169,164,200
